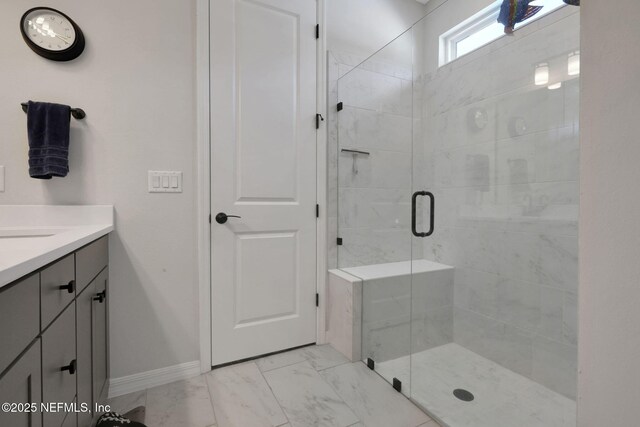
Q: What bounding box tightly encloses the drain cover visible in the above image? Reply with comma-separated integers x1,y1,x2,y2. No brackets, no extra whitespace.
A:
453,389,474,402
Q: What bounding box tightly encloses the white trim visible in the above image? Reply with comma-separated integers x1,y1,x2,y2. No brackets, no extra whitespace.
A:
315,0,328,345
108,361,201,398
196,0,328,368
196,0,212,374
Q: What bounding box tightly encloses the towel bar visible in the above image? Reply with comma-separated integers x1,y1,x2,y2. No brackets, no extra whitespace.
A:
21,102,86,120
341,148,370,155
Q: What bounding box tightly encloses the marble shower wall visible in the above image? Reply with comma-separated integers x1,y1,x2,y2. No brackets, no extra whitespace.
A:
416,9,580,399
330,34,423,269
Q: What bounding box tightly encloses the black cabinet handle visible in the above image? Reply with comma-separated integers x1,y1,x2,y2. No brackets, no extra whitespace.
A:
412,191,435,238
59,280,75,294
93,290,106,303
61,359,77,375
215,213,241,224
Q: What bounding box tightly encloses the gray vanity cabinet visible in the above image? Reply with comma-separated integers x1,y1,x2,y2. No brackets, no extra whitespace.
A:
0,273,39,375
41,255,76,330
76,285,93,427
92,269,108,405
60,399,78,427
76,266,108,427
0,235,109,427
42,304,77,427
0,340,42,427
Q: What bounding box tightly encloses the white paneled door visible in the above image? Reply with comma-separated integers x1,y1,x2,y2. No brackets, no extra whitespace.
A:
210,0,318,365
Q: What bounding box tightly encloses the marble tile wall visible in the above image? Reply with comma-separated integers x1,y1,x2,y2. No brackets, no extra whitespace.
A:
328,8,579,401
329,44,421,270
417,11,580,399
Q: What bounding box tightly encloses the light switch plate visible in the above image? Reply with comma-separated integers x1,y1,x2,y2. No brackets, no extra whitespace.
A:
0,166,5,192
148,171,182,193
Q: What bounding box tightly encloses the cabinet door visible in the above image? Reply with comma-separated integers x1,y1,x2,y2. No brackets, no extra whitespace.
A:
60,399,78,427
0,274,39,375
76,284,94,427
0,339,42,427
92,269,108,406
42,305,77,427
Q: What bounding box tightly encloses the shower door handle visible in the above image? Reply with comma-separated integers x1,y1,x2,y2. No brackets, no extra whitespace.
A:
412,191,435,238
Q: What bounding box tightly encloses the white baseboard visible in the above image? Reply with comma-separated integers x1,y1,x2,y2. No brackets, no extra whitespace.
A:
108,360,202,398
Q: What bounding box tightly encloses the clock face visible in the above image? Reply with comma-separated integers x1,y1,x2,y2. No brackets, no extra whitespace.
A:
20,7,85,61
23,9,76,52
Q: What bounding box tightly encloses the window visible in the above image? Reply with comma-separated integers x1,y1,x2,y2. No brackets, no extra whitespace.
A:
440,0,566,66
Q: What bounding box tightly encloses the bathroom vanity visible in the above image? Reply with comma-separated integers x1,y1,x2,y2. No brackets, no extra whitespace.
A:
0,206,113,427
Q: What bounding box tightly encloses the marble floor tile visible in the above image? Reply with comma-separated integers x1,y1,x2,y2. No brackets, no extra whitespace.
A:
320,362,431,427
297,344,350,371
206,362,288,427
264,361,359,427
107,389,147,415
146,376,217,427
256,350,308,372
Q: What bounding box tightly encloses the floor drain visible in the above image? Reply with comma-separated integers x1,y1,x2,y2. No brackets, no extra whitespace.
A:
453,389,474,402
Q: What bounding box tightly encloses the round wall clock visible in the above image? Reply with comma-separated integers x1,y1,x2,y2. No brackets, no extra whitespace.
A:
20,7,85,61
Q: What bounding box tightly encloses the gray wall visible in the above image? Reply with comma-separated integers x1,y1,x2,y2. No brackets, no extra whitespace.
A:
578,0,640,424
0,0,199,379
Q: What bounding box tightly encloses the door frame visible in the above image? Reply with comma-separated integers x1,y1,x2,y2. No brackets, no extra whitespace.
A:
196,0,328,373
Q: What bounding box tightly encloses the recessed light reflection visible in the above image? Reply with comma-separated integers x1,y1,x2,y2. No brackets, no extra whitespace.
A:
568,51,580,76
535,63,550,86
548,82,562,90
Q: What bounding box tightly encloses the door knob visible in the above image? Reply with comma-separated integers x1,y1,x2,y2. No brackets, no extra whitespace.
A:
215,213,241,224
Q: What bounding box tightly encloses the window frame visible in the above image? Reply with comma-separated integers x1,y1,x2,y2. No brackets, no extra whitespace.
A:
440,0,566,66
441,3,502,66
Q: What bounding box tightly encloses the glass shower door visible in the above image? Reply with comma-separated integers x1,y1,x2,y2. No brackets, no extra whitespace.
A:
336,29,414,395
410,3,580,426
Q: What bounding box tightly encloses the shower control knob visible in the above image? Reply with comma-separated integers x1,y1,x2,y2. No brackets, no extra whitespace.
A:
215,213,242,224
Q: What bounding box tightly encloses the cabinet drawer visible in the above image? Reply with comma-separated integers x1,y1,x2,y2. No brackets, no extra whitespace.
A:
0,274,39,374
0,339,42,427
41,255,75,330
42,305,76,427
76,237,108,293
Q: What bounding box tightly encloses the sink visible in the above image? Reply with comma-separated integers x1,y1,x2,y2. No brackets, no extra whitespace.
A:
0,228,67,239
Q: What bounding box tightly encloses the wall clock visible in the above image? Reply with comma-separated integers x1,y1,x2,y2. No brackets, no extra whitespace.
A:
20,7,85,61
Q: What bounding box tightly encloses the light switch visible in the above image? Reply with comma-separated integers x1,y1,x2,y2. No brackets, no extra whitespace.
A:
148,171,183,193
0,166,4,192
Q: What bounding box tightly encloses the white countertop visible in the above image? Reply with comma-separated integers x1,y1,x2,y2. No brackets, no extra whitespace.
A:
0,205,114,288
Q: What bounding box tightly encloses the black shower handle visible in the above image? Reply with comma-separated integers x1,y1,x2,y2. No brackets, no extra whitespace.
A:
412,191,435,238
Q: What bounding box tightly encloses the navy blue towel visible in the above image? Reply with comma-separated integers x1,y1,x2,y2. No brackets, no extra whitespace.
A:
27,101,71,179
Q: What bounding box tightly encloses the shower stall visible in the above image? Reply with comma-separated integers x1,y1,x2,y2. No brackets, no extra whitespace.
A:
330,1,579,426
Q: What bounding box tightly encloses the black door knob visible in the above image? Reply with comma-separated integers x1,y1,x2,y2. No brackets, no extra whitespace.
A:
215,213,241,224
